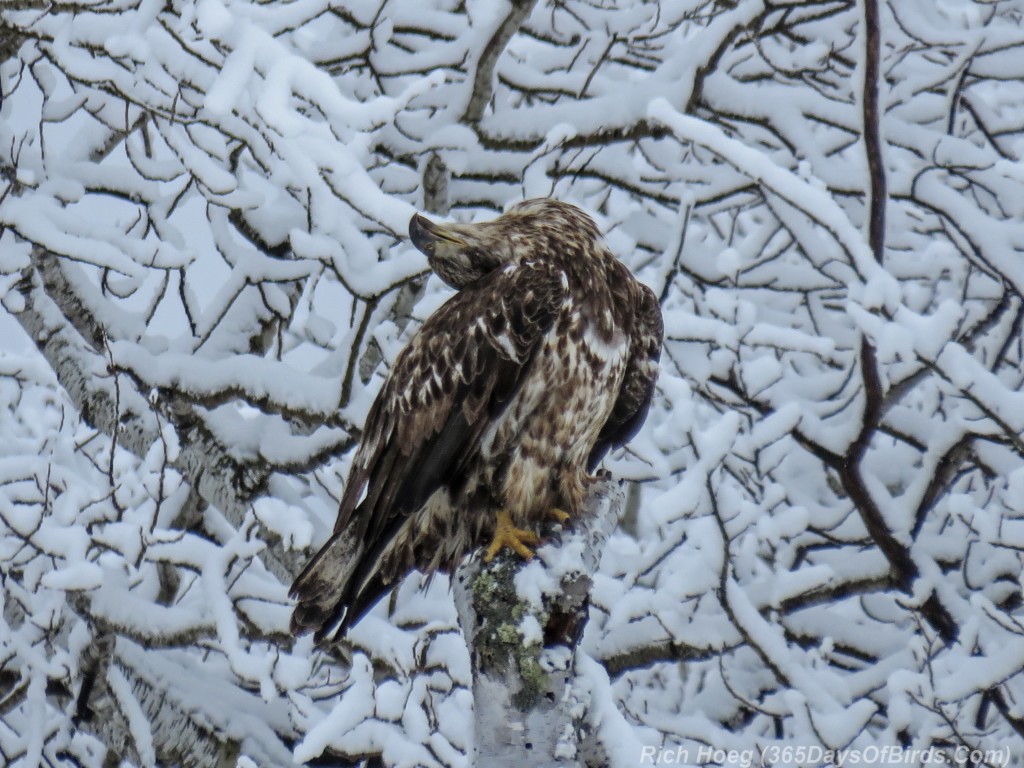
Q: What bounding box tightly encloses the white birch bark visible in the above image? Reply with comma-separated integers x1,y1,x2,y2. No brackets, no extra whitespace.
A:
453,476,623,768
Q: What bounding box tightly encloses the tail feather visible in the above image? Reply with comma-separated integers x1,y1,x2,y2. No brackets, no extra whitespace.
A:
289,531,364,641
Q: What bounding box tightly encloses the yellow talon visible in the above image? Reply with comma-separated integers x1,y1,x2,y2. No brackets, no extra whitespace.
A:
549,508,570,524
483,510,540,562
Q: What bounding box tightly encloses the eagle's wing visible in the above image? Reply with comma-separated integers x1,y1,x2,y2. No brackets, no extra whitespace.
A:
290,260,566,639
588,277,663,471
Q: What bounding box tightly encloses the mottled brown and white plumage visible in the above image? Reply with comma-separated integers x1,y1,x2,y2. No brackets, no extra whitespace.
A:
290,199,663,641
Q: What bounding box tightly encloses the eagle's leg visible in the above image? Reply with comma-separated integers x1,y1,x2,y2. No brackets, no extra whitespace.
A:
549,508,571,523
483,510,540,562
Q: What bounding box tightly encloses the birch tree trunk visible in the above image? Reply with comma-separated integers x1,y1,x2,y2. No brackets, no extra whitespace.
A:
453,476,623,767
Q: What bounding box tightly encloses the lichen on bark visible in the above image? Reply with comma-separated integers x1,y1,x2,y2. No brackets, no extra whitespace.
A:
470,559,547,710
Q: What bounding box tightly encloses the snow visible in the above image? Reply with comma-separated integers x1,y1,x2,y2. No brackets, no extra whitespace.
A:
517,615,543,647
116,640,297,765
195,0,234,39
107,663,157,767
578,653,670,768
253,497,313,551
39,562,103,591
293,655,375,762
110,341,343,417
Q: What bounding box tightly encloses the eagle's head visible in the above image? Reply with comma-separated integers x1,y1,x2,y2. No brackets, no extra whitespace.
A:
409,198,604,289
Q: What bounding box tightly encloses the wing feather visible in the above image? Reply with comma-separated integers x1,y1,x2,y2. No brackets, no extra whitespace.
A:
588,277,664,471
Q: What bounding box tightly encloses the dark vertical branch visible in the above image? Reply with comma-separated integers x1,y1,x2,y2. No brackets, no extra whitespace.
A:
462,0,540,124
862,0,886,264
850,0,903,597
849,0,958,645
850,0,892,577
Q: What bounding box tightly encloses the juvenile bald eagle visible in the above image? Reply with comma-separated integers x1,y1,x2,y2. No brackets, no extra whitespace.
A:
290,199,663,641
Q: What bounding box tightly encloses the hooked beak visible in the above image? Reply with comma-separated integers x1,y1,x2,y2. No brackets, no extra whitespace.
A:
409,213,465,257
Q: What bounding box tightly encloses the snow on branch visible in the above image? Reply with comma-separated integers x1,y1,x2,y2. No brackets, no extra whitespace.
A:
7,262,310,576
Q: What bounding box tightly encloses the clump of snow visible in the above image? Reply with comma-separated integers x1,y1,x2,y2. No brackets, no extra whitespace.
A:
253,497,313,551
518,614,543,646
